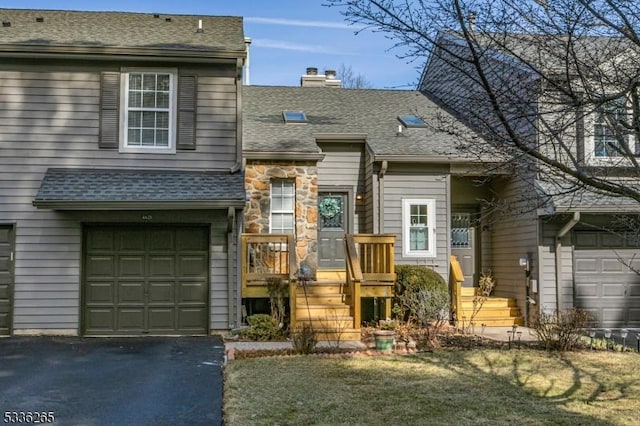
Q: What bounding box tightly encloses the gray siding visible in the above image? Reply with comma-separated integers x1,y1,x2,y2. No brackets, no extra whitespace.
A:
382,172,450,280
0,65,239,334
489,177,539,314
539,221,575,313
317,143,366,233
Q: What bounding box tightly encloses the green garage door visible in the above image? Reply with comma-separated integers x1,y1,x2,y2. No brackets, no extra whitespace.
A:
0,225,14,335
84,226,209,335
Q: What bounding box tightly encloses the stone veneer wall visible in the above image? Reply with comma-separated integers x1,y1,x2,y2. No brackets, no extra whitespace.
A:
244,160,318,276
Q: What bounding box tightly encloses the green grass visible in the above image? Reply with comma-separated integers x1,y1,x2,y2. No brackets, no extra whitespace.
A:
224,349,640,425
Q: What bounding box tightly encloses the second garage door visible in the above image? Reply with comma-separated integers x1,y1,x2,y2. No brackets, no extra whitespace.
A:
84,226,209,335
574,231,640,328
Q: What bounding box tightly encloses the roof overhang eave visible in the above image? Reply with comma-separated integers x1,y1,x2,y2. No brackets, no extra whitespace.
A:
32,199,247,210
0,45,245,63
243,151,325,161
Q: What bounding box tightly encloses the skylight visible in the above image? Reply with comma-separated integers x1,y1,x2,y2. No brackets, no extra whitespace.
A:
398,115,427,128
283,111,307,123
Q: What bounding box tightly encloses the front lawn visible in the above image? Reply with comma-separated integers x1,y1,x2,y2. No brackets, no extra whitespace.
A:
224,349,640,425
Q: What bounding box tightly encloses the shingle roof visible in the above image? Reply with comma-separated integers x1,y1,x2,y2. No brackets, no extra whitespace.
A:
0,9,245,56
243,86,487,160
33,168,246,208
536,179,640,213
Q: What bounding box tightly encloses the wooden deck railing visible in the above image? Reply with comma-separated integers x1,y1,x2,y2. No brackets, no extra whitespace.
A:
345,234,396,328
240,233,298,326
450,255,464,326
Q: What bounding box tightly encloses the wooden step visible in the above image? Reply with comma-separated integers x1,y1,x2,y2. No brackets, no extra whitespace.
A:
294,324,361,341
316,270,347,281
460,296,518,308
458,317,525,327
297,316,354,328
458,307,521,319
296,305,351,318
297,283,346,295
295,294,346,305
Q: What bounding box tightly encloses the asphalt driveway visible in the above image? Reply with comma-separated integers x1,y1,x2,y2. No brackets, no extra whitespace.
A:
0,336,224,425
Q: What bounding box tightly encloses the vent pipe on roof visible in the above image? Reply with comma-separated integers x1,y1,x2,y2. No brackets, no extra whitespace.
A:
197,19,203,33
2,21,11,27
244,37,252,86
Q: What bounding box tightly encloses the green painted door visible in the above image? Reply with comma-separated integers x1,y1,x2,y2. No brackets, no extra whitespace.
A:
318,192,348,269
83,226,209,335
0,225,14,335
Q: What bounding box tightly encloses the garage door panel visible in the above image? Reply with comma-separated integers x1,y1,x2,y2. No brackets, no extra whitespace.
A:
117,308,145,330
177,228,208,251
180,256,207,277
629,308,640,323
84,226,209,335
178,308,207,330
602,309,625,323
629,284,640,297
148,308,175,330
118,281,145,303
86,256,115,277
149,230,175,251
87,230,114,251
86,282,115,303
575,258,597,272
85,308,114,331
575,283,598,297
150,256,175,276
602,284,625,297
178,282,207,303
148,281,174,303
601,233,624,247
118,230,145,251
120,256,145,277
601,259,625,273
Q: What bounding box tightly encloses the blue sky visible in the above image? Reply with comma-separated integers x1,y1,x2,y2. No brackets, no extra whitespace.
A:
1,1,421,89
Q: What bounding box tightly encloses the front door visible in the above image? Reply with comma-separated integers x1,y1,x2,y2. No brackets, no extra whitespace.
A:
0,225,14,335
318,192,348,269
451,212,476,287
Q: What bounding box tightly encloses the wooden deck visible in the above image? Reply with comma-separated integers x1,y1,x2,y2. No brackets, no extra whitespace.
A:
241,233,395,336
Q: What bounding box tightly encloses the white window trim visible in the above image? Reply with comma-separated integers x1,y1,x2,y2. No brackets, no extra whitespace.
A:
269,180,296,236
119,67,178,154
584,98,636,166
402,198,436,258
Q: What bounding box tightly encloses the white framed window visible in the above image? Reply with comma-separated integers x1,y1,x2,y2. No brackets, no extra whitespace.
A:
120,68,177,153
402,198,436,258
585,96,636,163
270,180,295,235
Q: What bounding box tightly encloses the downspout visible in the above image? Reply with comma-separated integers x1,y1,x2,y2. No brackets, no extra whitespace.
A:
555,212,580,312
377,160,388,233
227,206,236,329
230,57,244,173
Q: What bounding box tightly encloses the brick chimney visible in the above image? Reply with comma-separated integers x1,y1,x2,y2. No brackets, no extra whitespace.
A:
301,67,342,88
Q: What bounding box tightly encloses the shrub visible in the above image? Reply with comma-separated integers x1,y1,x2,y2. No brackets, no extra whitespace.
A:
239,314,283,341
393,265,449,327
531,308,591,351
266,276,288,327
291,322,317,354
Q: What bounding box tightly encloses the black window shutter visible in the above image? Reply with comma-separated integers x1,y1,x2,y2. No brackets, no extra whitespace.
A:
99,72,120,149
177,75,198,150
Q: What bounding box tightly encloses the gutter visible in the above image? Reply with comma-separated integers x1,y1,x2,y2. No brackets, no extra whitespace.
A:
32,200,247,210
243,151,325,161
555,212,580,311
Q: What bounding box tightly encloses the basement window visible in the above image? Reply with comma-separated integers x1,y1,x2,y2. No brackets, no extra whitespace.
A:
398,115,427,128
283,111,307,123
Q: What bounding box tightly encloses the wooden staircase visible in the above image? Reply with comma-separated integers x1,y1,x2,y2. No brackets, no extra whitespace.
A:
296,271,360,341
457,287,524,327
296,275,361,341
